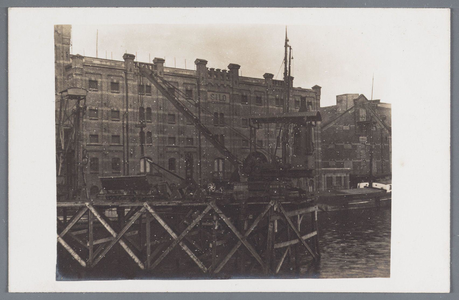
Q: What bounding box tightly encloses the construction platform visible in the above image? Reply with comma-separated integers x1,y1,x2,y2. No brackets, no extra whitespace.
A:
57,197,320,279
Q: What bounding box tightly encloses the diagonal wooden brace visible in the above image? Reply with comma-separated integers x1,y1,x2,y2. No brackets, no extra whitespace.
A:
214,200,274,273
86,204,145,269
143,203,208,273
209,201,265,270
149,205,212,270
57,236,86,267
278,203,318,261
58,207,88,238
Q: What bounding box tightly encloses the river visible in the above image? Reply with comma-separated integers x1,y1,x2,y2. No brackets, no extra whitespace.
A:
306,207,391,278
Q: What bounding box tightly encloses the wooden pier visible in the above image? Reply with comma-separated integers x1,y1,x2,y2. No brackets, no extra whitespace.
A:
57,197,320,277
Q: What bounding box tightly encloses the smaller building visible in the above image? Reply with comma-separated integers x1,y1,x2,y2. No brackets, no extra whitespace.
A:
321,168,351,191
319,94,391,190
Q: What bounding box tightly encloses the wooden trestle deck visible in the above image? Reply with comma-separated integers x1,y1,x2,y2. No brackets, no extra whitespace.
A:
57,197,320,277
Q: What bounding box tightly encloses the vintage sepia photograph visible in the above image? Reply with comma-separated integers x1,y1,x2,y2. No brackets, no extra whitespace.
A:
8,6,452,293
55,22,392,280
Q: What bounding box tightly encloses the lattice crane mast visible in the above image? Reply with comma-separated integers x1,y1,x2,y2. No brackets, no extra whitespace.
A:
137,64,242,168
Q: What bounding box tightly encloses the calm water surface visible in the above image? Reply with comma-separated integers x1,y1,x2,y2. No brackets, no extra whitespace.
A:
310,208,391,278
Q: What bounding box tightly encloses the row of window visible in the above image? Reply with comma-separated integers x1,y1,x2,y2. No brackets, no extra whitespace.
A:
88,107,154,123
88,79,314,109
325,175,347,188
88,80,120,93
87,133,265,148
89,79,154,96
89,133,159,145
90,157,121,173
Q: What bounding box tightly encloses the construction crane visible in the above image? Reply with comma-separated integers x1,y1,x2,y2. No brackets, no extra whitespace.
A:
137,64,242,168
56,87,88,201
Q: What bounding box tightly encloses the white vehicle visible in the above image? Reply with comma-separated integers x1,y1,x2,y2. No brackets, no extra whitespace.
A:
357,182,369,189
358,182,391,193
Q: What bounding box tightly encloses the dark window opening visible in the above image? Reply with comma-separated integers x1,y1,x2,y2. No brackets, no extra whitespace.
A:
219,113,225,126
168,158,176,171
293,126,302,155
255,96,262,106
139,107,145,122
167,113,176,124
139,131,145,145
256,140,263,148
242,118,249,127
88,80,98,91
111,109,120,120
214,158,225,180
111,135,121,144
242,139,249,147
213,112,219,126
146,131,153,144
145,84,151,95
138,84,145,95
326,177,333,188
146,107,152,122
111,157,121,173
90,157,99,173
294,99,300,109
241,95,249,105
89,134,99,144
185,89,193,99
110,82,120,93
88,108,98,119
186,137,194,146
168,136,176,146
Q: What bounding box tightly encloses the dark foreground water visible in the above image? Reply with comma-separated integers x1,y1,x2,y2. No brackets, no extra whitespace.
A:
57,207,391,280
311,207,391,278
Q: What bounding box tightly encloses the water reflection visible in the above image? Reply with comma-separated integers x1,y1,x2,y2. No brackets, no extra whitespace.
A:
311,208,391,278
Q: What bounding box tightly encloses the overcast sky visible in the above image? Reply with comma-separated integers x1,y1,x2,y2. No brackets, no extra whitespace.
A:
68,9,444,107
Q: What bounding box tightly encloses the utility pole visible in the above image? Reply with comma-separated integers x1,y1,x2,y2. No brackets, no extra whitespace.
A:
282,27,292,165
369,118,374,188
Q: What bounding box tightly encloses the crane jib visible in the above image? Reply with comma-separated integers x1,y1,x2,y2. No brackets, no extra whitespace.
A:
138,66,241,167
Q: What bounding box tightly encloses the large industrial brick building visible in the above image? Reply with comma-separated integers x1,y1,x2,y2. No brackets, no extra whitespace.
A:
319,94,391,189
55,25,323,199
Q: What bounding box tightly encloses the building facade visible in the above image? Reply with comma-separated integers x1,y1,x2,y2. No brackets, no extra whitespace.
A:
319,94,391,190
55,25,323,198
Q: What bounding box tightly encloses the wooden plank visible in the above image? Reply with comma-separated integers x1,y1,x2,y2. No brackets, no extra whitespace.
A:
150,205,211,270
146,211,151,269
313,209,320,258
278,203,318,261
275,247,290,274
57,236,86,267
285,205,317,217
214,200,274,274
89,231,138,246
265,207,274,274
88,209,94,267
209,201,265,270
58,207,88,238
211,213,217,271
86,204,145,270
274,231,317,249
143,203,208,273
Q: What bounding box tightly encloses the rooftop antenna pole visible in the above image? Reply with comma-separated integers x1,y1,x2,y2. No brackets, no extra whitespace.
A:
371,73,374,100
282,26,290,165
96,29,98,58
